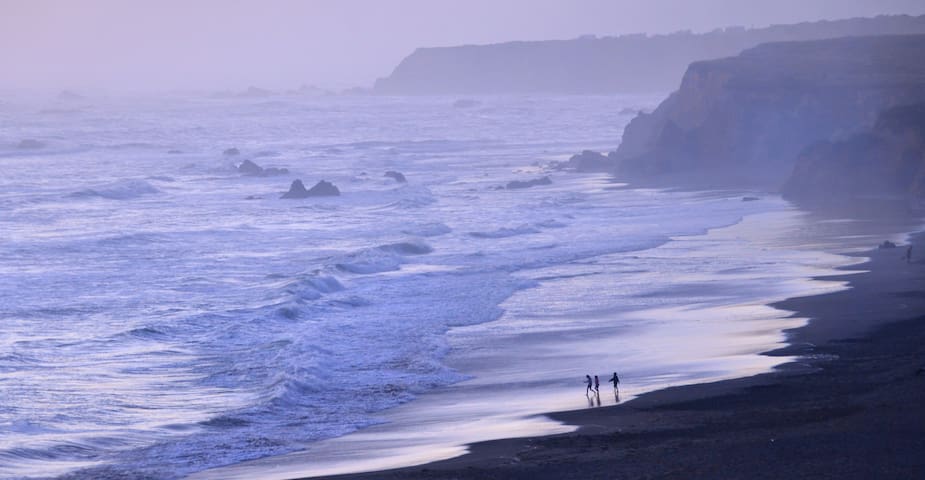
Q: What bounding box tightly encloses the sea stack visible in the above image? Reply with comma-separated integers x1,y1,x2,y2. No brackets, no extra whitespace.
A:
281,179,341,199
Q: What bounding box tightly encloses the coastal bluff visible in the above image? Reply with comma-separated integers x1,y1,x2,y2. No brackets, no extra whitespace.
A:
782,103,925,209
604,34,925,203
373,15,925,95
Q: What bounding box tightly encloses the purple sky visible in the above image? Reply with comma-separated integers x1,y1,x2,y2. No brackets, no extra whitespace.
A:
2,0,924,92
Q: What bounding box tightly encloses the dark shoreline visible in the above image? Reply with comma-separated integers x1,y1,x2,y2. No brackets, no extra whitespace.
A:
311,232,925,480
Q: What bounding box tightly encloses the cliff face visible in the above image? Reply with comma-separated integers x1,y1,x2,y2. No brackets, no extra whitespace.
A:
610,35,925,189
782,103,925,209
373,15,925,95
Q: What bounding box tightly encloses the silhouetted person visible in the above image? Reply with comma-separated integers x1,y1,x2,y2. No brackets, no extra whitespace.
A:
907,245,913,263
585,374,593,395
609,371,620,391
594,375,600,392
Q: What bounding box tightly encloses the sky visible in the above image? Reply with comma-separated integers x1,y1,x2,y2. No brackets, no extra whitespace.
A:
2,0,925,93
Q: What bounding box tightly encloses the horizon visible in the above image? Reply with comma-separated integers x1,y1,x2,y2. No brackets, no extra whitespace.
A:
2,0,925,94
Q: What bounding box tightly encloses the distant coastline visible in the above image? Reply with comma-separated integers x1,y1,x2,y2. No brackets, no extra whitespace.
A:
373,15,925,95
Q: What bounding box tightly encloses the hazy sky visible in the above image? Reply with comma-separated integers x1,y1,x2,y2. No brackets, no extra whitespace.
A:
2,0,925,92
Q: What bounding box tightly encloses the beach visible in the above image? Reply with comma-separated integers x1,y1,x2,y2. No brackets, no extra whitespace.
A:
308,231,925,479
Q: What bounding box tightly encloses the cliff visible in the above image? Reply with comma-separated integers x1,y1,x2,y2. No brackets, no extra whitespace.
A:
782,103,925,210
373,15,925,95
608,34,925,190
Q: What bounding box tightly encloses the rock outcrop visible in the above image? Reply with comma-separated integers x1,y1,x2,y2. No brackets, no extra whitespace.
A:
281,179,340,199
782,103,925,209
384,171,407,183
374,15,925,95
610,35,925,189
506,176,552,189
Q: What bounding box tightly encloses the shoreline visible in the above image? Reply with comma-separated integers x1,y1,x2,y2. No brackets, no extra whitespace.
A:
310,229,925,480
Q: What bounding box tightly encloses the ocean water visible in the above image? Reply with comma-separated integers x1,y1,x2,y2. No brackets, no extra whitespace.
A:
0,94,867,479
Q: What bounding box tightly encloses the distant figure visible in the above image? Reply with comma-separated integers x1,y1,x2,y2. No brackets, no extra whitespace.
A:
907,245,913,263
609,371,620,390
585,374,593,395
594,375,600,392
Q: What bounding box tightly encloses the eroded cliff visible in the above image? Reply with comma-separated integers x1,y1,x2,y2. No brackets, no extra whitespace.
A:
610,35,925,190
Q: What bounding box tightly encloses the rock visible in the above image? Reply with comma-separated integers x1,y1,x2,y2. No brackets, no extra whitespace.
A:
56,90,85,101
384,171,407,183
742,196,760,202
245,195,262,200
223,147,240,156
238,159,289,177
238,159,264,176
561,150,613,172
17,139,46,149
281,179,340,199
880,240,898,249
506,176,552,189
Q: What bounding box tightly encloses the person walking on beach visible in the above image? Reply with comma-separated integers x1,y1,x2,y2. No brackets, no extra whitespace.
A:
609,371,620,390
594,375,600,392
906,245,913,263
585,374,593,395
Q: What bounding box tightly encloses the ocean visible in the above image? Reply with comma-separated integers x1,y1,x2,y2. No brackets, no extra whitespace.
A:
0,94,877,479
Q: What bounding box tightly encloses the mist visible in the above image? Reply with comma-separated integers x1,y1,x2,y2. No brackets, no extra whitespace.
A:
2,0,925,92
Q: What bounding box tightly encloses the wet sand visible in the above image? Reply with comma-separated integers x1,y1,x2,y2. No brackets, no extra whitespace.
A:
313,232,925,480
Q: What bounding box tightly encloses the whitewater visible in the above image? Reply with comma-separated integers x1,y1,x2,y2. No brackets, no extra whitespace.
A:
0,94,867,479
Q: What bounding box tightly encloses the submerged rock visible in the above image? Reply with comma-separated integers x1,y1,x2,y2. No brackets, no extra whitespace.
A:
506,176,552,189
17,139,46,149
281,179,340,199
384,170,407,183
223,147,240,156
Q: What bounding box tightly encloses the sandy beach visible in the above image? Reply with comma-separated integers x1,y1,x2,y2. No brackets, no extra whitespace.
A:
308,230,925,480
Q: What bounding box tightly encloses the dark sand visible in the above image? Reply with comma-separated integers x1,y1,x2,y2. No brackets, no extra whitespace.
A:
311,233,925,480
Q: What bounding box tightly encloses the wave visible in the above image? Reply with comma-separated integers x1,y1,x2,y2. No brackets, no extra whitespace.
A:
68,179,160,200
333,239,434,274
